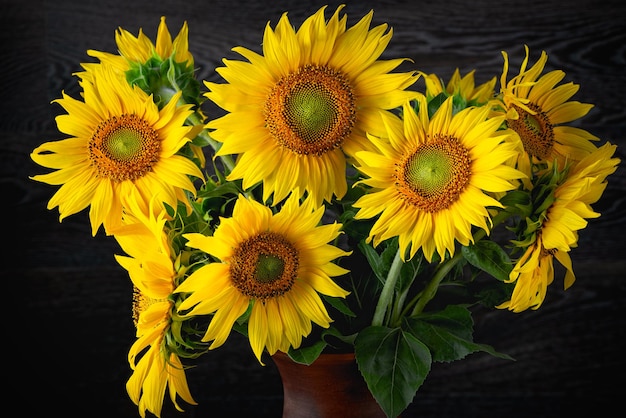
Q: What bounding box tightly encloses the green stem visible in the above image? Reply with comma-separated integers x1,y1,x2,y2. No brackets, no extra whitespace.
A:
410,251,463,316
371,248,404,327
408,209,514,316
390,286,410,327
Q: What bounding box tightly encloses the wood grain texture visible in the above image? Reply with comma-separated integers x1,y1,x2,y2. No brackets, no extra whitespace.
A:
3,0,625,417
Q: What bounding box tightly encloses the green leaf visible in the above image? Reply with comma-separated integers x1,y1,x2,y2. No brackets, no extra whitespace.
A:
398,251,426,293
473,279,515,307
322,294,356,317
357,238,399,284
287,340,327,365
426,92,447,117
500,189,532,217
321,327,358,347
198,180,242,200
461,240,512,281
355,326,431,418
358,241,387,282
450,92,468,115
404,305,514,363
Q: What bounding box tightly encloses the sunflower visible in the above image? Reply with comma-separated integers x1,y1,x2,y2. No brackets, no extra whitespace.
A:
497,45,599,179
126,344,196,418
30,64,203,235
77,16,207,166
80,16,193,78
174,191,350,363
353,97,523,262
422,68,497,107
114,200,196,418
499,142,619,312
204,5,418,205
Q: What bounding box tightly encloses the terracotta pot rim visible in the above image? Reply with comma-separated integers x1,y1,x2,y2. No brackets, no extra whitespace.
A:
272,350,356,362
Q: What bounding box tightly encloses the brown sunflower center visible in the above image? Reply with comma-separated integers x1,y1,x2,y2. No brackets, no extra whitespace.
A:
230,231,299,300
89,114,161,182
131,286,167,327
509,103,554,159
264,64,356,156
542,247,558,257
395,134,472,212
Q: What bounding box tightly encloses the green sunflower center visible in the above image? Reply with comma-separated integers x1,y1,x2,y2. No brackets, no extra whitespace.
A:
108,128,143,160
256,254,285,283
89,114,161,182
289,89,335,141
230,232,299,300
264,64,356,156
406,148,454,196
509,103,554,159
397,134,472,212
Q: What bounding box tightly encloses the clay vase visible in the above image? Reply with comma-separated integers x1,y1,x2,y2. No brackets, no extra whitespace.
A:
272,351,388,418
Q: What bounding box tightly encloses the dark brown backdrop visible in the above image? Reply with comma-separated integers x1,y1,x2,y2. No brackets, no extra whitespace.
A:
3,0,625,417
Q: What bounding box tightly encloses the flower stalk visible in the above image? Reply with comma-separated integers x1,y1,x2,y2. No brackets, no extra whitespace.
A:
410,251,463,316
371,247,404,327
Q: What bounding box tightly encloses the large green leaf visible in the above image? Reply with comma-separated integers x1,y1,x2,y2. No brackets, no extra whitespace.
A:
355,326,431,418
461,240,512,282
404,305,513,363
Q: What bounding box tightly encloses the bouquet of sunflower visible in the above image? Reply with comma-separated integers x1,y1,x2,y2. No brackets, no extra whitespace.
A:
30,5,619,418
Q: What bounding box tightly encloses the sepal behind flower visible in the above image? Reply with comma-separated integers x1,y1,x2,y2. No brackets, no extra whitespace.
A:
420,68,498,117
126,55,202,110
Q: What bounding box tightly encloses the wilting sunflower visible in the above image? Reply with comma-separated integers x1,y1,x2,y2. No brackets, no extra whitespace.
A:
498,45,599,179
114,200,196,418
422,68,496,107
205,5,418,205
353,97,523,262
174,191,350,363
30,64,203,235
499,142,619,312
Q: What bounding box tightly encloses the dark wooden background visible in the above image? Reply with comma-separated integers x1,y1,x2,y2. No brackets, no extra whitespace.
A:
3,0,625,417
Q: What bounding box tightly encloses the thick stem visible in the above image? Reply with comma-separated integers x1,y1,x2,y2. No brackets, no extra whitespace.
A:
371,248,404,327
410,251,463,316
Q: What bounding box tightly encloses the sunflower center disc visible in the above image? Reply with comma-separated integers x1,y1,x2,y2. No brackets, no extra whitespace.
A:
89,113,161,182
288,89,336,142
256,254,285,283
131,287,167,327
230,232,299,299
398,135,471,212
265,64,356,156
408,147,454,195
509,103,554,159
108,128,143,160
